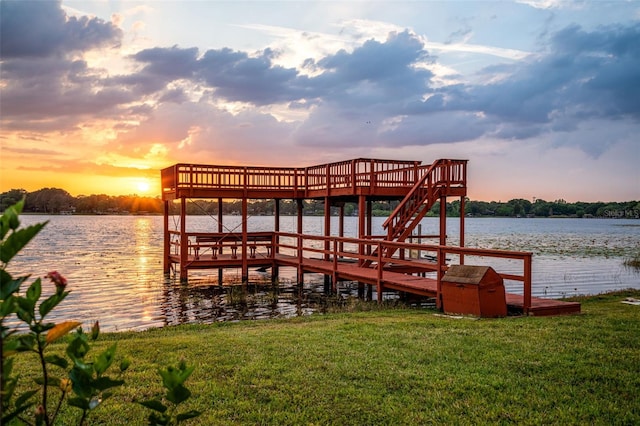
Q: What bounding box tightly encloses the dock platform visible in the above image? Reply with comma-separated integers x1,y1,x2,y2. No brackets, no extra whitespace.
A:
161,158,580,316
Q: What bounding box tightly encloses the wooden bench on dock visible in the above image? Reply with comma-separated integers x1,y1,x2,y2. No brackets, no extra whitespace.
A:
191,233,274,260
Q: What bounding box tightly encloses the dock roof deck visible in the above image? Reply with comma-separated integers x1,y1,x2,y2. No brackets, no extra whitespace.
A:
161,158,467,201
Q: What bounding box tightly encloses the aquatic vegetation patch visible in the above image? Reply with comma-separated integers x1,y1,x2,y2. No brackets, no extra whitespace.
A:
467,232,639,259
623,252,640,269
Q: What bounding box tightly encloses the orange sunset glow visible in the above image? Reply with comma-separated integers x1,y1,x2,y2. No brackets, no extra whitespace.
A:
1,1,638,201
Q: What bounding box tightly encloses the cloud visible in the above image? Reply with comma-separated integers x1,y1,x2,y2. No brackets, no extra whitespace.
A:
0,1,132,130
3,1,639,170
132,45,199,79
515,0,574,9
0,0,121,58
418,22,640,155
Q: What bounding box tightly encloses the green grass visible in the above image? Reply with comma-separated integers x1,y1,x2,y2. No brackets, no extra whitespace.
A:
8,290,640,425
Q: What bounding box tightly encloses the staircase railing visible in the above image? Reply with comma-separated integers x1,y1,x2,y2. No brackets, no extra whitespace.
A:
360,159,466,268
383,159,466,242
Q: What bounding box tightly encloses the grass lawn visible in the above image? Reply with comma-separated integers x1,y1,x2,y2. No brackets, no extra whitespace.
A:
8,290,640,425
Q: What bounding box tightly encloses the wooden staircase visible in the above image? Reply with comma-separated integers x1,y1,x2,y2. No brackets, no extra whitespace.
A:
364,159,467,266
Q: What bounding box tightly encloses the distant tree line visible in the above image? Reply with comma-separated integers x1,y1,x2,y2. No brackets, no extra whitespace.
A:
1,188,638,218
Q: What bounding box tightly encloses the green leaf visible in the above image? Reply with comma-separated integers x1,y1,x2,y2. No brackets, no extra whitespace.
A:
2,338,19,355
159,363,194,390
139,399,168,413
0,222,47,264
70,366,93,398
26,278,42,304
93,377,124,391
39,291,69,318
2,372,17,402
15,389,38,407
120,358,131,372
34,376,61,387
177,410,202,422
167,384,191,406
0,199,23,240
66,331,90,361
2,401,34,425
15,296,35,323
0,294,16,317
30,322,56,334
1,273,27,300
44,354,69,369
3,356,14,377
94,343,117,376
148,412,170,426
67,397,90,410
15,334,36,352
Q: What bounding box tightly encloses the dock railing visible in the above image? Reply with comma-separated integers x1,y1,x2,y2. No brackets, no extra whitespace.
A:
169,230,532,312
274,232,533,312
162,158,427,197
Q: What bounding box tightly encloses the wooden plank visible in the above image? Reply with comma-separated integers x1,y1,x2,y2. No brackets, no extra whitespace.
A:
505,293,581,316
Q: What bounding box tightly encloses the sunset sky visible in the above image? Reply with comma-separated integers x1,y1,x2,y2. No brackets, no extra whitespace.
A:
1,0,638,201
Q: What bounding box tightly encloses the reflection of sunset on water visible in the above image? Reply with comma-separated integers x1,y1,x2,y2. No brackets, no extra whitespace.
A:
7,215,640,332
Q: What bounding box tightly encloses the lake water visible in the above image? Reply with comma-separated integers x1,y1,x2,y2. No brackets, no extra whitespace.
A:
7,215,640,332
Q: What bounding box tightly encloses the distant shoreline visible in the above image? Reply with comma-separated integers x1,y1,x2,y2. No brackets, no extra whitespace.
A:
19,212,640,219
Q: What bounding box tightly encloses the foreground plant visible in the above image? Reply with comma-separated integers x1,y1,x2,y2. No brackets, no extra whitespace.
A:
1,200,129,425
139,360,201,425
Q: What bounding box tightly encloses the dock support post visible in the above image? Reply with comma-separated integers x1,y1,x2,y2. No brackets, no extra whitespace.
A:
459,196,465,265
296,199,304,285
358,196,366,263
273,199,280,284
163,200,170,274
357,195,367,298
179,197,188,282
241,197,248,283
439,195,447,246
338,204,344,255
218,197,223,285
323,197,331,292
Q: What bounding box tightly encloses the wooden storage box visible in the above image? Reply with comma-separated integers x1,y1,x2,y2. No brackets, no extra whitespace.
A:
441,265,507,317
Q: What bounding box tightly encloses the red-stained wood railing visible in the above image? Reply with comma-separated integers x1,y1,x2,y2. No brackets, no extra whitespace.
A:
274,232,533,312
169,230,532,312
162,158,426,197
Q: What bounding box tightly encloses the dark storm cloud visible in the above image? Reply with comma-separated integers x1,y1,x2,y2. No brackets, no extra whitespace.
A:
1,56,136,120
314,31,434,106
196,48,314,105
124,31,432,108
438,23,640,136
0,0,122,57
133,46,199,79
0,0,130,126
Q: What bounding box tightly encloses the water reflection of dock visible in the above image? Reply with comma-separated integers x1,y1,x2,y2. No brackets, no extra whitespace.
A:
161,158,580,316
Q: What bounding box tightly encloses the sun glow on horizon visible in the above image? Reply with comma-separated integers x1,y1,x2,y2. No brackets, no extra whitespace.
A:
136,180,151,193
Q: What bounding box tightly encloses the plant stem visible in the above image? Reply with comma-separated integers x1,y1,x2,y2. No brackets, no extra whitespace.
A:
17,414,35,426
36,334,50,426
78,409,88,426
1,322,4,419
51,389,67,425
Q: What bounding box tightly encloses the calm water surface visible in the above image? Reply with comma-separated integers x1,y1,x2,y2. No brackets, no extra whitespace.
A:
8,215,640,332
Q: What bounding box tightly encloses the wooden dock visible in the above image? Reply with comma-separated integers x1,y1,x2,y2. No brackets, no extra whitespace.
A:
161,158,580,316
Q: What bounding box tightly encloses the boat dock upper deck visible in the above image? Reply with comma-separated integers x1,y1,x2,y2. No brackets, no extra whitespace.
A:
161,158,467,201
